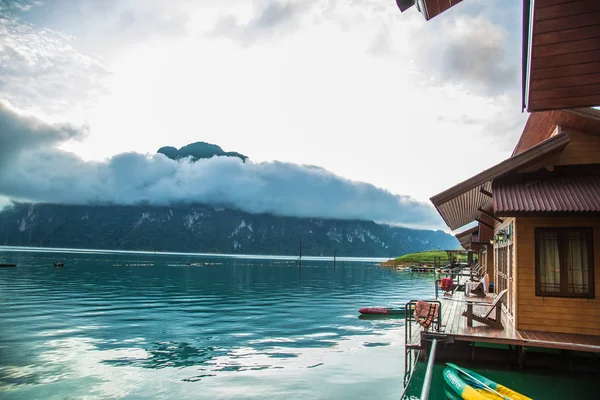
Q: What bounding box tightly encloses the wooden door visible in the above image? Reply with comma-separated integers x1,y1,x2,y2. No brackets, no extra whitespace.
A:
496,243,515,321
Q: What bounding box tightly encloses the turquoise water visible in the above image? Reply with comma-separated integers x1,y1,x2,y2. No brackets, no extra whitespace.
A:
0,249,435,399
404,360,596,399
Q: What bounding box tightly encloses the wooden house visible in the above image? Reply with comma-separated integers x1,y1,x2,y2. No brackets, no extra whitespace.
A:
431,108,600,337
454,223,494,283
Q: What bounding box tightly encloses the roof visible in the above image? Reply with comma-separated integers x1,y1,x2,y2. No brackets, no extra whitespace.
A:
513,108,600,156
493,165,600,215
455,225,479,250
396,0,463,21
455,225,478,239
430,132,570,230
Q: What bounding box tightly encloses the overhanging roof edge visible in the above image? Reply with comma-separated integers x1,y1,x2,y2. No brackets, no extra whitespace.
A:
430,132,571,207
455,225,478,239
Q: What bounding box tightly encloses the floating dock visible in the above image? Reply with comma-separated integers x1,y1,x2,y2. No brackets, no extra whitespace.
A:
408,292,600,353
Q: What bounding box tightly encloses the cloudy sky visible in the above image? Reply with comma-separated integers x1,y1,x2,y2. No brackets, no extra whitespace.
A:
0,0,527,230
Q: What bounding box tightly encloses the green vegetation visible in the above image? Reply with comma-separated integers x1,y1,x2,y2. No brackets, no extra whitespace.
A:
394,250,451,263
380,249,475,267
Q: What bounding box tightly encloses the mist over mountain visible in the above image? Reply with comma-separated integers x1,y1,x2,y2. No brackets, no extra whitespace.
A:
0,103,445,229
0,203,458,257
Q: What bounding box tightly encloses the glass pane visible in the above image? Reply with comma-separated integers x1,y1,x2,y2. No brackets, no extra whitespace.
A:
567,231,589,294
539,231,560,293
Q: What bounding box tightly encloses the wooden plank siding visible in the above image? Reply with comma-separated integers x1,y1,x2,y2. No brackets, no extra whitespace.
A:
553,129,600,165
520,129,600,171
510,127,600,335
514,216,600,336
527,1,600,111
534,1,600,21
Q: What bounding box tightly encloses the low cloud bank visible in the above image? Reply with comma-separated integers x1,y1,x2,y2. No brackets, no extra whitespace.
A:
0,104,444,229
0,103,85,166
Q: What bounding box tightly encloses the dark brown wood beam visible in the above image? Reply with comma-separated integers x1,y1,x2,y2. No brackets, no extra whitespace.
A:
480,188,493,198
475,217,494,230
478,207,504,223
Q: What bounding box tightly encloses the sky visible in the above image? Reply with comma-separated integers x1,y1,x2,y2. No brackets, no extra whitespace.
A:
0,0,528,231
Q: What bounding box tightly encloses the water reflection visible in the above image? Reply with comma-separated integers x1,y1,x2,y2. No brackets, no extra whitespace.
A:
0,250,433,399
102,341,228,370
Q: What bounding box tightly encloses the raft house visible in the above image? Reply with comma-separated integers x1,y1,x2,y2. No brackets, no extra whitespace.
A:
396,0,600,398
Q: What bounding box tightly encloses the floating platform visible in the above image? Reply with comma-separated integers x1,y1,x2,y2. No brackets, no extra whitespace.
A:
409,291,600,353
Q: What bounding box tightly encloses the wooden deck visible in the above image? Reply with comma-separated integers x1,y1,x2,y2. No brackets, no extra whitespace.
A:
412,292,600,353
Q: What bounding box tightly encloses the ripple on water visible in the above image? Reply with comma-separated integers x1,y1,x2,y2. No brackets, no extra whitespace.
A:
0,251,436,399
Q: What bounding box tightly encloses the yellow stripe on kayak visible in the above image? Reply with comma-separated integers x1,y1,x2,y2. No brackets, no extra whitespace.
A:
461,384,532,400
495,384,533,400
461,385,500,400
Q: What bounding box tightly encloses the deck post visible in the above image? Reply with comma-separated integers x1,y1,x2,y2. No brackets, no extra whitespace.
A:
420,339,439,400
517,346,526,368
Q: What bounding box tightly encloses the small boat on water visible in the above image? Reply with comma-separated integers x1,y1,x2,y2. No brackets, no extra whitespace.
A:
443,363,532,400
359,307,406,316
0,263,17,268
53,262,64,267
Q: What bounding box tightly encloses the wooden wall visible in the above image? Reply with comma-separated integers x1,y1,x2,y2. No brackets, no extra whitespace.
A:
513,109,600,156
554,129,600,165
528,0,600,111
521,128,600,172
515,217,600,336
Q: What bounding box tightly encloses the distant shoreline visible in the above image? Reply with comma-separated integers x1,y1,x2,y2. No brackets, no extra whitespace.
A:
0,245,388,263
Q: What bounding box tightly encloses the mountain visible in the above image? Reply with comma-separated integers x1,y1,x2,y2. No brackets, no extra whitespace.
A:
157,142,248,162
0,203,458,257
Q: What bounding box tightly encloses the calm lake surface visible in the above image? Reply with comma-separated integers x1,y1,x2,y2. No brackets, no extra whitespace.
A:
1,248,594,399
0,248,431,399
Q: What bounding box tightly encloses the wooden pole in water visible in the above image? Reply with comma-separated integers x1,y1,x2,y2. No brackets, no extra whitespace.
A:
334,250,337,270
297,239,302,278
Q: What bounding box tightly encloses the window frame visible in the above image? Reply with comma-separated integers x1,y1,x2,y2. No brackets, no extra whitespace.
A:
535,227,595,299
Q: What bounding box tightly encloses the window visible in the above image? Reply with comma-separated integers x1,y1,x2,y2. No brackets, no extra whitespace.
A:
535,228,595,298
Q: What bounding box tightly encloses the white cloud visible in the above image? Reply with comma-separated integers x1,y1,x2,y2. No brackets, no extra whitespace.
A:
0,105,442,228
0,0,528,214
0,9,109,120
211,1,313,45
0,101,86,166
412,14,520,98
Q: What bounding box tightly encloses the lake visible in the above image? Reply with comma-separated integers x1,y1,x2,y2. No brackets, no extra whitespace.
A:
0,248,435,399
